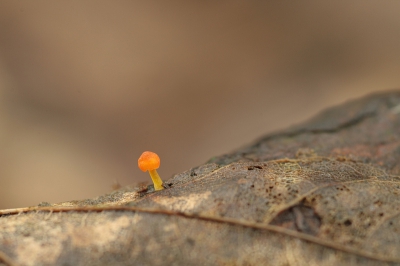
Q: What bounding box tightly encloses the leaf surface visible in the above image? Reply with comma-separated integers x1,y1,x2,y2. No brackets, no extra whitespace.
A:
1,91,400,266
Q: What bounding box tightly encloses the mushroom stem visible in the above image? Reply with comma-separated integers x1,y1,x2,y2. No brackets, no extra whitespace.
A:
148,169,164,191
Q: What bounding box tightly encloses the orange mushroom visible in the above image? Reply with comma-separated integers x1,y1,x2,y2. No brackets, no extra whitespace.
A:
138,151,164,191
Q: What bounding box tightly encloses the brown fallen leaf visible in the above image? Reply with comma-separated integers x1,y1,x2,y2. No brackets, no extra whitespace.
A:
1,91,400,265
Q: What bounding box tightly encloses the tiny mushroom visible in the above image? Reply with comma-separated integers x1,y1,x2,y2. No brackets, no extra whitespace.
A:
138,151,164,191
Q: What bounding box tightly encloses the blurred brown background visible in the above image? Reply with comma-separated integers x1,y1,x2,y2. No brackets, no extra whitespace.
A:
1,1,400,209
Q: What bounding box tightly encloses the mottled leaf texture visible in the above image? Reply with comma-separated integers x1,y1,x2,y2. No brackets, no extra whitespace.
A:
2,91,400,266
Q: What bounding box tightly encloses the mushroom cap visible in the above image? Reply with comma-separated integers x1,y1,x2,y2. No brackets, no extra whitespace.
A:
138,151,160,172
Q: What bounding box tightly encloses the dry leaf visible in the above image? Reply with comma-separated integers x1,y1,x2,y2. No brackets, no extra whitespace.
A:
1,91,400,265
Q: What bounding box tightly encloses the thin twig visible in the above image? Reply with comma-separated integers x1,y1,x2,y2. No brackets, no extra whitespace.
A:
0,250,19,266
